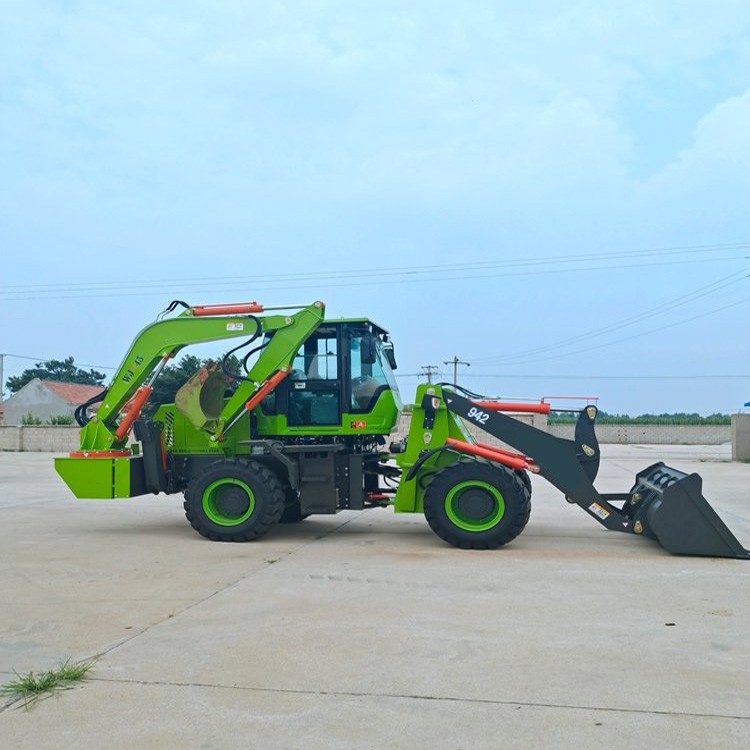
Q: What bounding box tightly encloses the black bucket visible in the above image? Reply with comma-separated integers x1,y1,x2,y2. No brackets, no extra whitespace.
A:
629,463,749,559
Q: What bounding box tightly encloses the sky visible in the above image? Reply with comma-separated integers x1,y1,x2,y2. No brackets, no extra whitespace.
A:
1,1,749,414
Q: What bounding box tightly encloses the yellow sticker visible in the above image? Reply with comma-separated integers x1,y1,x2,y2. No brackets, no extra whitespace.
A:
588,502,610,520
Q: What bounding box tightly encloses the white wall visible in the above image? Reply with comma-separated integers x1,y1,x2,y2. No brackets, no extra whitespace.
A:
0,426,81,451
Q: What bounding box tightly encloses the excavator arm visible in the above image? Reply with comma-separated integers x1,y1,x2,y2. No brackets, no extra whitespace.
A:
56,299,325,498
70,300,325,453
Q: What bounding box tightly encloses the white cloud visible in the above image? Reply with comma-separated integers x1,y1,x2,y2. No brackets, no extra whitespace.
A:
645,87,750,191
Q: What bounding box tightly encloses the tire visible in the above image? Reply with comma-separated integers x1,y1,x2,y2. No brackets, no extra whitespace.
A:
423,461,531,550
184,459,285,542
515,469,532,500
279,487,310,524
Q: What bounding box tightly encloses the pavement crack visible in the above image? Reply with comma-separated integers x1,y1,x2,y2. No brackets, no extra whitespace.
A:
90,676,750,722
0,696,24,714
94,512,368,660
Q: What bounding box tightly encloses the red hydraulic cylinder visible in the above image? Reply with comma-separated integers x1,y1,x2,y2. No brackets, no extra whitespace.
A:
476,442,530,462
192,302,264,316
473,401,551,415
114,385,153,441
244,369,290,412
445,438,539,473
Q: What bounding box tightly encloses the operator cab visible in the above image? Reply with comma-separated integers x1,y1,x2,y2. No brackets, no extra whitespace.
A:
256,320,401,436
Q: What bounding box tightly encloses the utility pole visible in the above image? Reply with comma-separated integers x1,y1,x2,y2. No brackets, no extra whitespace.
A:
420,365,439,384
443,355,470,386
0,353,4,409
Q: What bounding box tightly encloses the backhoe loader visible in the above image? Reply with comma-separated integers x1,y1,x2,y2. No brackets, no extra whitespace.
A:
55,299,749,559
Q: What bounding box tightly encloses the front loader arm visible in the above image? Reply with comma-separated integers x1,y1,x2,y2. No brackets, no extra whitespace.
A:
440,390,626,531
427,387,748,559
79,301,325,451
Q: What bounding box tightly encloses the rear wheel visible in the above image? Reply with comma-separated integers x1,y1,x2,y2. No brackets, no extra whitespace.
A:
423,461,531,550
184,460,284,541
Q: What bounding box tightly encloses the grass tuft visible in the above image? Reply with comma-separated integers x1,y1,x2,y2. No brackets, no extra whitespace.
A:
1,657,97,708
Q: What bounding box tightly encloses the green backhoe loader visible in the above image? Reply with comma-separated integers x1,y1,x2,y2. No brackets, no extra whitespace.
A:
55,299,749,559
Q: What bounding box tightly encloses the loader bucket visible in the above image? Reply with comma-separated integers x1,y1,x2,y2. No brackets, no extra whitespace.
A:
630,463,749,559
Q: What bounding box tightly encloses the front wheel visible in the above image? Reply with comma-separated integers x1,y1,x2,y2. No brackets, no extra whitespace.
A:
423,461,531,550
184,460,284,542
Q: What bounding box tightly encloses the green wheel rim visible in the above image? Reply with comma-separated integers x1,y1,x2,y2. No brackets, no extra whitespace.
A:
445,480,505,532
202,478,255,526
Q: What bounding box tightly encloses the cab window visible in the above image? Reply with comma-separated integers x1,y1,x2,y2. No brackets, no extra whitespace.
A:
350,335,389,412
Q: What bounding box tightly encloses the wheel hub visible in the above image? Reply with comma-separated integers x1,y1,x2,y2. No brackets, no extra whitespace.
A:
202,478,256,526
215,486,251,517
455,488,496,521
445,480,506,532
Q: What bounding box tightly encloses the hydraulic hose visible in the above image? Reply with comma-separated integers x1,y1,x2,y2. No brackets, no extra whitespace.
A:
220,316,262,383
74,387,108,427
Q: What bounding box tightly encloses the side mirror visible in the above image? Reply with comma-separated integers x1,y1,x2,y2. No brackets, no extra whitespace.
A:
361,335,377,365
383,341,397,370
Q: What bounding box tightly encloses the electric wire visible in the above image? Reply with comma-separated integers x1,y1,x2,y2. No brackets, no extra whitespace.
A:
395,373,749,380
471,269,749,365
478,295,750,367
0,353,117,370
1,241,747,293
0,247,748,302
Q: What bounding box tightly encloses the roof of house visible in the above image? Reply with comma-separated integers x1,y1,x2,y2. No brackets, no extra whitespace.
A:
41,381,105,405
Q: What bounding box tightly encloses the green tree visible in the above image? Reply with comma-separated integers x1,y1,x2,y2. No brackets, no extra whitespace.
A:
48,414,75,425
7,357,106,394
549,410,730,426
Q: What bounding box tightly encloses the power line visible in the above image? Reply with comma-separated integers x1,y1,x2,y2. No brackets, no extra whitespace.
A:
420,365,440,384
1,241,747,292
395,373,749,380
0,249,748,302
0,353,117,370
471,295,750,368
443,356,471,386
448,374,750,380
471,270,748,365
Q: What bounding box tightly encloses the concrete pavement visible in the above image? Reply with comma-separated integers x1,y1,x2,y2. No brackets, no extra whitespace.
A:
1,446,748,748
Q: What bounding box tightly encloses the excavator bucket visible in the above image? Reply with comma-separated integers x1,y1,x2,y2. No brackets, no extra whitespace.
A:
628,463,750,559
175,363,230,433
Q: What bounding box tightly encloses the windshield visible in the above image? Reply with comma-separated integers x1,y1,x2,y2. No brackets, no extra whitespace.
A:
349,333,399,412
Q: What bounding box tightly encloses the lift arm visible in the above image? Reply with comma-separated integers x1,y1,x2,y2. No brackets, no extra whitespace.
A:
439,390,631,532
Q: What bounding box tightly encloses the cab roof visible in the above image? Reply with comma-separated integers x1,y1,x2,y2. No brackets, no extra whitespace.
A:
324,318,389,336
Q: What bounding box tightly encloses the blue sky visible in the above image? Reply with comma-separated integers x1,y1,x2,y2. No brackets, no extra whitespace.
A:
1,1,749,413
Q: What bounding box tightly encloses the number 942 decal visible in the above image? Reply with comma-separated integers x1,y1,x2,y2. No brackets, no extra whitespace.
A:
467,406,490,425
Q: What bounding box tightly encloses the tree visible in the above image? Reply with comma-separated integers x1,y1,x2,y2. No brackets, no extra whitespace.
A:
6,357,106,394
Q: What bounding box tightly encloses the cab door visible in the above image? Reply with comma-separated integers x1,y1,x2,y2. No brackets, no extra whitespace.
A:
286,329,342,427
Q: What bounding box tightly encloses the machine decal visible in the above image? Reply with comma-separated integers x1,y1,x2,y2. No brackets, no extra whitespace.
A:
588,502,610,520
467,406,490,425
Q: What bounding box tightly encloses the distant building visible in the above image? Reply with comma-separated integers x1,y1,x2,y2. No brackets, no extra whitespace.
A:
2,379,104,425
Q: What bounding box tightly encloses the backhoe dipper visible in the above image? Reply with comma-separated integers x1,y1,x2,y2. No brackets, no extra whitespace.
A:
55,298,749,559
